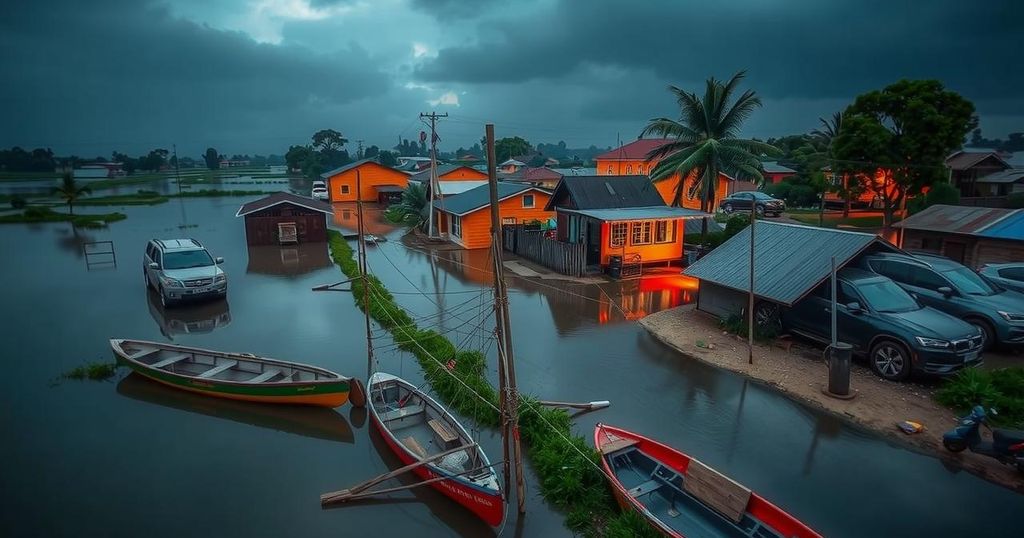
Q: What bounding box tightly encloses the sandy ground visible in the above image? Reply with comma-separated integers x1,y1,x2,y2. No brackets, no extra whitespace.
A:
640,304,1024,493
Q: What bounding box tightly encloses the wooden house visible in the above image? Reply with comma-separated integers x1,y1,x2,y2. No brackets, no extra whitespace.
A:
895,204,1024,268
409,164,488,184
545,176,708,269
594,139,734,210
320,159,409,203
761,162,797,184
945,150,1017,197
499,159,527,174
433,183,554,250
235,192,333,246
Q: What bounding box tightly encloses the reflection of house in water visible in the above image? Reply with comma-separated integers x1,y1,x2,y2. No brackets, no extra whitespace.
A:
331,203,399,237
597,275,698,323
146,291,231,339
246,244,332,276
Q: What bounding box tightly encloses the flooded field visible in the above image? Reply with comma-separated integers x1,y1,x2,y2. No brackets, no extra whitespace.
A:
1,197,1021,537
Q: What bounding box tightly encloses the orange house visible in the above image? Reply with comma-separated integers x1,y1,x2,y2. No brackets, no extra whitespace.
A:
433,183,554,250
321,159,409,203
595,138,733,210
409,164,488,183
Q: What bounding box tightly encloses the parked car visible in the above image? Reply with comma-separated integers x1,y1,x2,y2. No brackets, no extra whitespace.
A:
144,239,227,308
782,268,983,381
311,186,329,200
980,263,1024,293
859,252,1024,350
719,191,785,217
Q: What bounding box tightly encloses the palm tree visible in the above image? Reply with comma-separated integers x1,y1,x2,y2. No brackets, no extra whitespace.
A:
812,112,852,217
642,71,780,243
51,172,92,215
384,182,428,229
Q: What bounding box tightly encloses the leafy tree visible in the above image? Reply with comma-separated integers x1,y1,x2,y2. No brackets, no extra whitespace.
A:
285,145,312,171
642,71,780,242
0,147,55,172
487,136,532,162
312,129,348,152
364,145,380,159
138,149,168,172
833,79,977,227
384,182,428,228
378,150,398,167
907,181,960,215
203,147,220,170
51,172,91,215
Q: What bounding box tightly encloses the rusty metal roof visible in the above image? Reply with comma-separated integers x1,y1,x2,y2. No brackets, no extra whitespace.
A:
944,151,1010,171
893,204,1017,234
235,192,333,217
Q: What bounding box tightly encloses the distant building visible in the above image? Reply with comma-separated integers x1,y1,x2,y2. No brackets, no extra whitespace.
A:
503,166,563,190
499,159,527,174
761,162,797,184
219,159,250,168
945,150,1018,197
73,162,124,179
433,182,554,250
409,164,488,184
235,192,334,246
320,159,409,204
895,204,1024,268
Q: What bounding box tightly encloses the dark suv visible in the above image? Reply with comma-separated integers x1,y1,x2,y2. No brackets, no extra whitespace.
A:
782,268,983,381
859,253,1024,349
719,191,785,217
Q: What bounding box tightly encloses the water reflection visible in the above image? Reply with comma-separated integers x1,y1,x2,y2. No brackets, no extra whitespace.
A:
146,290,231,339
54,226,95,259
245,244,331,276
332,203,398,237
116,373,354,444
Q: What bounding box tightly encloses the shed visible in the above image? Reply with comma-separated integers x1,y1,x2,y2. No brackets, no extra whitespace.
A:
684,221,900,318
235,192,334,246
895,204,1024,268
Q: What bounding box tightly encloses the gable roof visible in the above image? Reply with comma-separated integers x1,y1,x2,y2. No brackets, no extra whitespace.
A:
436,180,489,196
319,159,406,179
945,151,1011,171
544,175,665,211
433,182,547,216
506,166,562,181
500,158,527,167
684,221,898,306
235,192,334,217
893,204,1021,236
409,164,484,183
976,169,1024,184
594,138,671,161
979,211,1024,241
762,162,797,174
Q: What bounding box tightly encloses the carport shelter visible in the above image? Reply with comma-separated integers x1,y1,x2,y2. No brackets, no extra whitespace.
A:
236,192,334,246
894,204,1024,269
683,221,900,320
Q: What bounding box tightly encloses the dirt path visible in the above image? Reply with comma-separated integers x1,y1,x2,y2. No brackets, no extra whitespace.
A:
640,304,1024,493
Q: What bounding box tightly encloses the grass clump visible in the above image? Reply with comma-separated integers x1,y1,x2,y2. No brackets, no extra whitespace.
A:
77,190,169,206
326,230,654,536
61,361,119,381
719,313,778,342
936,367,1024,428
0,207,126,227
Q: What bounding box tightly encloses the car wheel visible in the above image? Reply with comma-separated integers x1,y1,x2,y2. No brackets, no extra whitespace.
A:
870,339,911,381
943,438,967,453
723,203,733,214
755,205,765,217
966,319,994,351
753,301,782,334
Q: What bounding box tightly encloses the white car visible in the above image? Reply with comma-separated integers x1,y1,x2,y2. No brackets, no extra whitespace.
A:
311,186,329,200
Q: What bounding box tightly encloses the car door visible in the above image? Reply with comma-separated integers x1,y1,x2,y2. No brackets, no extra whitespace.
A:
144,243,156,287
834,281,876,354
784,283,830,341
998,267,1024,293
736,192,753,211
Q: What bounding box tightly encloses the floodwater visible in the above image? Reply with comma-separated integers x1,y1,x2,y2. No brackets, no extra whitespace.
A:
1,197,1021,537
0,172,297,197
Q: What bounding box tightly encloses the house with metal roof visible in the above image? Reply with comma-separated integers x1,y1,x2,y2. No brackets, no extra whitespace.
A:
761,162,798,184
235,192,334,246
684,221,900,319
321,159,409,203
408,164,488,184
431,182,554,250
945,150,1014,197
895,204,1024,268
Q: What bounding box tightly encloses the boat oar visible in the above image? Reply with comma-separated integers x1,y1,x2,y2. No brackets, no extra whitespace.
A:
537,400,610,411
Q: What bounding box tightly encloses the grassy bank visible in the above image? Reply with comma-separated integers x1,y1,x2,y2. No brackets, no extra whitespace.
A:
0,207,126,228
788,213,884,228
325,231,654,537
936,368,1024,428
71,189,270,207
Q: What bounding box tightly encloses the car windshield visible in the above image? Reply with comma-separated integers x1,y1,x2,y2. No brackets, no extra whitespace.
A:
163,250,214,269
751,192,775,200
943,267,997,296
857,279,920,313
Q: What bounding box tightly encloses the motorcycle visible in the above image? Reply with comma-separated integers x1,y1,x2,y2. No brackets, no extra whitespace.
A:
942,405,1024,473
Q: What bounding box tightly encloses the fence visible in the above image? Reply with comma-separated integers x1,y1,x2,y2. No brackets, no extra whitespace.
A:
83,240,116,269
502,225,586,277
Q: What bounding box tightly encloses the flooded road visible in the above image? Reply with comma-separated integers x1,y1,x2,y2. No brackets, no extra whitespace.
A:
1,197,1021,537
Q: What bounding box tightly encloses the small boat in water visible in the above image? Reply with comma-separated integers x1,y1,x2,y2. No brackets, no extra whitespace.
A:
367,372,503,526
110,339,363,408
594,424,821,538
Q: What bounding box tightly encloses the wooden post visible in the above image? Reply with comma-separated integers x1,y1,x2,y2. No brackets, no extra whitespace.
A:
486,124,526,514
357,170,374,378
748,201,755,365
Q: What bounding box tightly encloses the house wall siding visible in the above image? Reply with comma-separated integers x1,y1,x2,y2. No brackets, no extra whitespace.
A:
903,230,1024,269
326,163,408,202
444,191,554,249
243,204,327,245
440,168,488,181
598,219,684,266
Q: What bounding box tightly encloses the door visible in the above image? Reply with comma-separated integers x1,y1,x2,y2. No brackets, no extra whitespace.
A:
585,220,601,265
834,281,875,354
944,241,966,264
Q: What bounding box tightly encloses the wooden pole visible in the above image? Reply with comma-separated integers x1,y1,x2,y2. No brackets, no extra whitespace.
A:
357,170,374,378
486,123,526,515
748,201,755,365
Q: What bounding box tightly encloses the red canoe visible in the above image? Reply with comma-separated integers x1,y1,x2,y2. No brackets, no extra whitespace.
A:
368,372,504,526
594,424,821,538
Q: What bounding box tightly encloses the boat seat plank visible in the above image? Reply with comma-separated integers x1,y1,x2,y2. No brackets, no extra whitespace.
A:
402,436,428,458
600,438,639,455
683,459,751,524
428,418,459,445
249,368,282,383
197,360,238,379
628,479,663,498
152,354,191,369
379,404,425,422
277,370,294,382
129,348,161,362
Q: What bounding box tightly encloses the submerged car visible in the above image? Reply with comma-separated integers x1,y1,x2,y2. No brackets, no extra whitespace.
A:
144,238,227,308
783,268,983,381
719,191,785,217
859,253,1024,349
980,263,1024,293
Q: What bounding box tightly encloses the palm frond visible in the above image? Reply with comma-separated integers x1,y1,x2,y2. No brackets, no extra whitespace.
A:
718,89,763,138
720,138,782,157
650,142,708,182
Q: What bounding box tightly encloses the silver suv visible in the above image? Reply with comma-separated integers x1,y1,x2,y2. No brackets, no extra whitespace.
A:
144,239,227,307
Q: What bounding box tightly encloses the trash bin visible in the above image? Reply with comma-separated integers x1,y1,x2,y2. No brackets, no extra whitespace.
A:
827,342,852,396
608,255,622,279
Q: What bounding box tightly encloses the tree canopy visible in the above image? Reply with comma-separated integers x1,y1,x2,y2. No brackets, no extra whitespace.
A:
312,129,348,152
203,147,220,170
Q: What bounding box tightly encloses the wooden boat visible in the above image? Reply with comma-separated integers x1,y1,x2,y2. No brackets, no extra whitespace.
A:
367,372,503,526
110,339,364,408
594,424,821,538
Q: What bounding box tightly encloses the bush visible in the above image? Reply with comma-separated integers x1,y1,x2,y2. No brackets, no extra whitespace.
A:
24,206,49,219
788,184,819,207
936,367,1024,428
908,182,960,215
10,196,26,209
1006,193,1024,209
764,182,791,201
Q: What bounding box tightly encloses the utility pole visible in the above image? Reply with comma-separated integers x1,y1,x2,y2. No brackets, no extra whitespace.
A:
357,170,374,378
356,139,365,160
486,124,526,515
748,200,756,365
173,144,186,227
421,111,448,238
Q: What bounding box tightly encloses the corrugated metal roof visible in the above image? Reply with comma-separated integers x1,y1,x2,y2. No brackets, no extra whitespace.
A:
762,162,797,174
945,151,1010,171
433,182,545,216
894,204,1015,234
437,180,488,195
594,139,671,161
559,206,709,222
684,218,724,236
683,221,894,306
978,211,1024,241
977,169,1024,184
545,175,664,210
235,192,333,217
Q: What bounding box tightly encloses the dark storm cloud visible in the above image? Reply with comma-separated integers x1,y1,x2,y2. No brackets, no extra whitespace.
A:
416,0,1023,103
409,0,505,19
0,0,389,153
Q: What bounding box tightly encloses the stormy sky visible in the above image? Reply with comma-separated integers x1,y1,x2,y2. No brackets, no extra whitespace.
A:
1,0,1021,158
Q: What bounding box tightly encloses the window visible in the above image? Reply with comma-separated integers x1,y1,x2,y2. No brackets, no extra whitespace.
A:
610,223,627,248
942,267,996,295
838,282,860,305
999,267,1024,282
637,165,645,175
163,250,214,270
871,260,911,285
450,215,462,238
655,220,675,243
522,194,535,208
631,221,652,245
626,165,632,174
910,268,949,291
340,184,350,195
